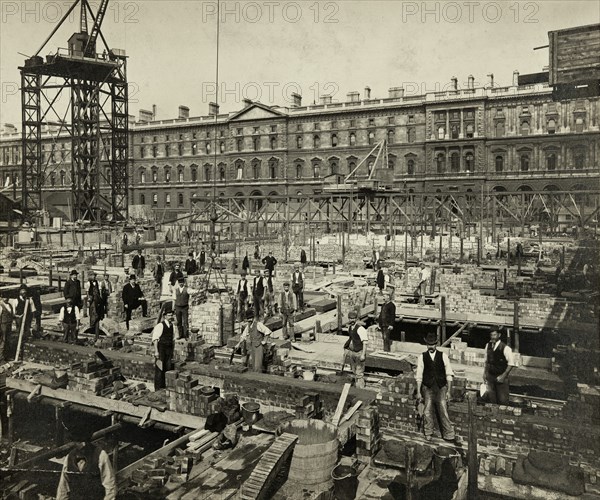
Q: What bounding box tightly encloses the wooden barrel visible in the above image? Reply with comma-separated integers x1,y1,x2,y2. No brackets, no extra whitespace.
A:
280,419,339,489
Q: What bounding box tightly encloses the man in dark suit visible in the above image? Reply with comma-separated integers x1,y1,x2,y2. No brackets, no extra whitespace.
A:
184,252,197,276
300,248,307,266
121,275,148,330
132,250,145,278
262,251,277,276
378,291,396,352
63,270,83,309
198,244,207,273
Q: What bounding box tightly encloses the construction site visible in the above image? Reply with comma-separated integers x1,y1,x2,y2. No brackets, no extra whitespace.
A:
0,1,599,499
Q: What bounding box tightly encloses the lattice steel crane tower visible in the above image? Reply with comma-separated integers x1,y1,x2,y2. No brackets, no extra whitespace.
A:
20,0,128,222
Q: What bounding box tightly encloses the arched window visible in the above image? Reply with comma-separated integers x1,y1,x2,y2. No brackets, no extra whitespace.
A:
495,155,504,172
407,128,416,143
178,193,184,206
152,145,157,158
495,121,505,138
236,163,244,180
387,129,395,144
140,169,146,184
348,161,356,175
520,154,530,172
330,161,338,175
296,163,303,179
313,163,321,178
140,194,145,204
313,135,320,148
204,165,211,182
465,152,474,172
437,126,445,140
219,164,226,181
220,141,225,153
368,131,375,145
547,119,556,134
60,170,66,186
436,154,445,174
297,136,303,149
252,162,260,179
451,124,459,139
50,172,56,187
165,193,171,206
178,169,184,182
152,169,158,183
152,194,158,205
191,167,197,182
546,153,557,171
407,159,415,175
269,160,277,179
165,169,171,183
331,134,338,147
450,152,460,172
140,146,145,159
191,142,197,155
270,137,276,150
349,133,356,146
520,121,530,136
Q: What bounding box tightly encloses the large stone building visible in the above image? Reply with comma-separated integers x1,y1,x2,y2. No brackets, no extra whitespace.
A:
1,72,599,225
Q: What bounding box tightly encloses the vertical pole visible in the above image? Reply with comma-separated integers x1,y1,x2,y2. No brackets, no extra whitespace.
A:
517,252,522,277
111,414,119,471
513,300,520,353
404,230,408,266
55,405,65,446
406,445,415,500
438,231,443,264
503,268,508,290
479,185,484,262
476,239,480,267
337,295,342,334
49,252,53,287
467,392,478,500
440,295,447,345
506,237,510,269
460,237,464,264
420,228,423,261
560,245,565,267
58,274,62,292
7,392,14,446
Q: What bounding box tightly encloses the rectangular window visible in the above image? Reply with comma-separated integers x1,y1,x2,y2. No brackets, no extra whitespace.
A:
270,125,277,132
237,128,243,135
314,123,320,131
388,116,395,124
349,119,355,127
165,193,171,206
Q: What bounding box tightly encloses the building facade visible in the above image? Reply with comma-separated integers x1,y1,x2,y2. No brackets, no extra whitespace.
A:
1,75,599,225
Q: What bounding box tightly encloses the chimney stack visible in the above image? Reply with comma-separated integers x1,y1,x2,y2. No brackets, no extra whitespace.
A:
513,70,520,86
347,91,360,103
364,86,371,99
291,93,302,107
388,87,405,99
208,102,219,116
243,99,253,108
468,75,474,90
152,104,157,120
139,109,153,122
487,73,494,88
320,94,332,105
178,105,190,119
451,76,458,90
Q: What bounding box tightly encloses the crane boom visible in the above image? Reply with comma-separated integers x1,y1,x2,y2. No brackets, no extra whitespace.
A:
80,0,88,33
84,0,110,57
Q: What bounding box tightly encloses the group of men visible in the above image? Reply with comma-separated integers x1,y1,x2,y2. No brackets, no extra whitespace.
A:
0,285,40,363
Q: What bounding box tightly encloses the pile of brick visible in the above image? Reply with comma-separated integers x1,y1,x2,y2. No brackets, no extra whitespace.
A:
3,479,39,499
67,359,123,396
294,392,323,419
479,453,515,479
129,455,193,491
189,295,234,347
356,404,381,464
173,338,215,364
165,371,220,416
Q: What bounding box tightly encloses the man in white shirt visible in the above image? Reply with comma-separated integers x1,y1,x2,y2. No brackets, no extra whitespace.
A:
236,271,250,321
236,312,272,373
417,262,431,305
59,297,81,344
416,331,455,441
483,329,516,404
344,311,369,389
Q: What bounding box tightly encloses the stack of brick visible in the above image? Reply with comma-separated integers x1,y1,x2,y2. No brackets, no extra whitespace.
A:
356,405,381,464
173,338,215,364
128,455,192,491
67,359,123,396
165,371,219,416
294,392,323,419
189,298,234,347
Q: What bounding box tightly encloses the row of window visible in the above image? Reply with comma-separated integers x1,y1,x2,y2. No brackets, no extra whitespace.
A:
493,151,586,172
139,192,185,207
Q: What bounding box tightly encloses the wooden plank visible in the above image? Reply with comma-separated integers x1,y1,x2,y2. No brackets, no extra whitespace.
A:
339,400,363,425
6,377,204,429
331,383,351,426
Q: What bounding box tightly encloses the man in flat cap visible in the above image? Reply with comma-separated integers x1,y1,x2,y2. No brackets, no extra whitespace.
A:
416,331,455,441
280,282,296,341
64,270,83,310
344,311,369,389
151,303,175,390
236,311,272,373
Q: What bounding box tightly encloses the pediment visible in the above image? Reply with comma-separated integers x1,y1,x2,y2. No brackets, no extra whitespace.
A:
229,104,285,122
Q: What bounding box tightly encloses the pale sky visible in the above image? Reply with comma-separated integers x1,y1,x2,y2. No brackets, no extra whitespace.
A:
1,0,598,124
